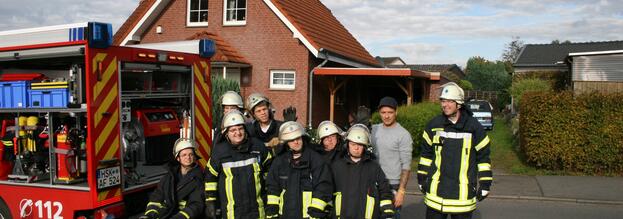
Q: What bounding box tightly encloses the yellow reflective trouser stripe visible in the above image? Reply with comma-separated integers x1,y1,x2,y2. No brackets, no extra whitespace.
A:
145,209,158,215
480,177,493,181
478,163,491,171
302,191,312,218
422,131,432,145
1,140,13,146
419,157,432,166
310,197,327,210
180,210,190,219
207,159,219,176
430,134,442,195
459,137,472,200
334,192,342,217
178,200,187,210
147,202,163,208
205,182,217,191
417,170,428,175
380,199,392,207
267,195,280,205
279,190,286,215
364,195,375,219
253,163,265,218
224,167,235,219
475,136,490,151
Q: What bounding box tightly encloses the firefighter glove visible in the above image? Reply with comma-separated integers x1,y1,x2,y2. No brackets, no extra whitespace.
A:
477,188,489,201
307,206,328,218
283,106,298,122
204,201,217,219
266,137,280,148
266,204,279,218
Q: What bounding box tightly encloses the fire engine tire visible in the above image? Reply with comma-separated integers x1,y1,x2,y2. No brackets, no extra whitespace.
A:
0,198,12,219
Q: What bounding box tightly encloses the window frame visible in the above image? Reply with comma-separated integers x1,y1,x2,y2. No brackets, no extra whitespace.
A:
187,0,209,27
222,0,247,26
269,70,296,90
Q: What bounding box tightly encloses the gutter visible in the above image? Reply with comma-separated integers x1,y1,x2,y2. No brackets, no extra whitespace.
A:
308,48,329,129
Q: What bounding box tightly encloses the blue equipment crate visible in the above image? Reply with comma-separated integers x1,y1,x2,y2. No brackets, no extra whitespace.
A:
28,88,68,108
0,81,29,108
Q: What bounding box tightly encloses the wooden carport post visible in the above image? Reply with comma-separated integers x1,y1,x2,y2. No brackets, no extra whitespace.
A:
393,78,414,105
327,77,349,121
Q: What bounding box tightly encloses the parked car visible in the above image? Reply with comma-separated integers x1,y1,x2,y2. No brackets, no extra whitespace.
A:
466,100,494,130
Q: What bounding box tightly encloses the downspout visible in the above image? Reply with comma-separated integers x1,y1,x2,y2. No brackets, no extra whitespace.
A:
308,48,329,129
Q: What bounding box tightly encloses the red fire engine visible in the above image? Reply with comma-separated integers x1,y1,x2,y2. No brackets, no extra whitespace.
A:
0,22,214,218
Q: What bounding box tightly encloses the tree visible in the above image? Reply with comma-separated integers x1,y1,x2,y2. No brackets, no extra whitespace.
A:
501,36,524,63
458,80,473,91
464,56,511,91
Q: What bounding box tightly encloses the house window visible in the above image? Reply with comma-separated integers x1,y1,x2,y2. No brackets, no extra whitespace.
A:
270,70,295,90
187,0,208,27
223,0,246,26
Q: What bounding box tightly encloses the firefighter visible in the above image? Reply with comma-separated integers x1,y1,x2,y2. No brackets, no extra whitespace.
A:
204,110,272,219
315,120,344,164
141,138,205,219
245,92,284,154
265,121,333,219
213,91,245,142
417,82,492,219
331,124,395,219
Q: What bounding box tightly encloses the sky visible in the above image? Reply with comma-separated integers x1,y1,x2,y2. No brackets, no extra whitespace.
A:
1,0,623,67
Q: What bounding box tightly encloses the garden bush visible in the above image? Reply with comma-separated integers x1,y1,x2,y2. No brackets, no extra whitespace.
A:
509,78,552,107
211,77,240,126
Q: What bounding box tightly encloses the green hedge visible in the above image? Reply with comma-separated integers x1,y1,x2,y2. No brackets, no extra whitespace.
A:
371,102,440,157
509,78,552,108
211,77,240,126
519,91,623,175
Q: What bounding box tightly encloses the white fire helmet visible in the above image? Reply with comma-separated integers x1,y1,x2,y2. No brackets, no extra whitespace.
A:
317,120,342,140
246,92,270,112
221,110,246,133
173,138,196,158
439,82,465,104
345,124,370,146
279,121,305,142
221,91,244,108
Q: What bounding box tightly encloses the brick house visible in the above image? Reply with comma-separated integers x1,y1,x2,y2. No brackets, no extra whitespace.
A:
114,0,438,127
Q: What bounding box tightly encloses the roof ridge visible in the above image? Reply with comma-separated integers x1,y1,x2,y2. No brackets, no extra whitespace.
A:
526,40,623,46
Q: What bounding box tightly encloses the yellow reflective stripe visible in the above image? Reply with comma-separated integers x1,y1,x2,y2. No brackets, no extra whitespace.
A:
264,152,272,166
480,177,493,181
422,131,432,146
424,198,442,211
279,190,285,215
430,136,442,195
252,163,265,218
224,167,235,219
475,136,490,151
431,128,444,132
145,209,158,215
419,157,433,166
302,191,312,218
179,210,190,219
207,159,219,176
267,195,280,205
417,170,428,175
147,202,163,208
310,198,327,210
206,197,217,201
425,193,477,206
205,182,217,191
335,192,342,217
364,195,375,219
478,163,491,171
380,199,392,207
178,200,187,210
459,136,472,200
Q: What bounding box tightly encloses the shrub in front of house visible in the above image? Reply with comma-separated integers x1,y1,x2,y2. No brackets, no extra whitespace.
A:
509,78,552,108
519,91,623,175
211,77,241,126
371,102,441,157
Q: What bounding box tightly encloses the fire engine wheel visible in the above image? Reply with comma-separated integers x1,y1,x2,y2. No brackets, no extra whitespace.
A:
0,198,12,219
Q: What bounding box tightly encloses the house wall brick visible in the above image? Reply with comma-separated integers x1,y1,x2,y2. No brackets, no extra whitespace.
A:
139,0,312,123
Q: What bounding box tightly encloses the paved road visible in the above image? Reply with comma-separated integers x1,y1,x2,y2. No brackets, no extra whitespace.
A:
402,195,623,219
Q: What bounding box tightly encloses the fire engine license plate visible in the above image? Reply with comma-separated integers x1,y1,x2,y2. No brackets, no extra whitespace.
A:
97,166,121,190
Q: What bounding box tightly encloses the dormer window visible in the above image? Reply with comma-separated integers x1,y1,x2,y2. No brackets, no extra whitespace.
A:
223,0,246,26
187,0,208,27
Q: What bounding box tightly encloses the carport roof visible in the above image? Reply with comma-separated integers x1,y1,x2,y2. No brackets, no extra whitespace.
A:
314,67,439,80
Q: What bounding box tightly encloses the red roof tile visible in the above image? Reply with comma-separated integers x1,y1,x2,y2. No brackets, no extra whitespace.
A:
113,0,156,46
271,0,380,67
186,31,250,64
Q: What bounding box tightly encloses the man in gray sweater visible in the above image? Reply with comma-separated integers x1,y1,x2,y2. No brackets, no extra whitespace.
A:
371,96,413,219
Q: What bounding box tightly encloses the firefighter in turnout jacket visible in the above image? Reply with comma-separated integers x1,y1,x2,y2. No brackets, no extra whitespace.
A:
205,110,272,219
213,91,245,142
245,92,285,155
417,82,492,219
265,121,333,218
142,138,205,219
331,124,395,219
315,120,345,164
